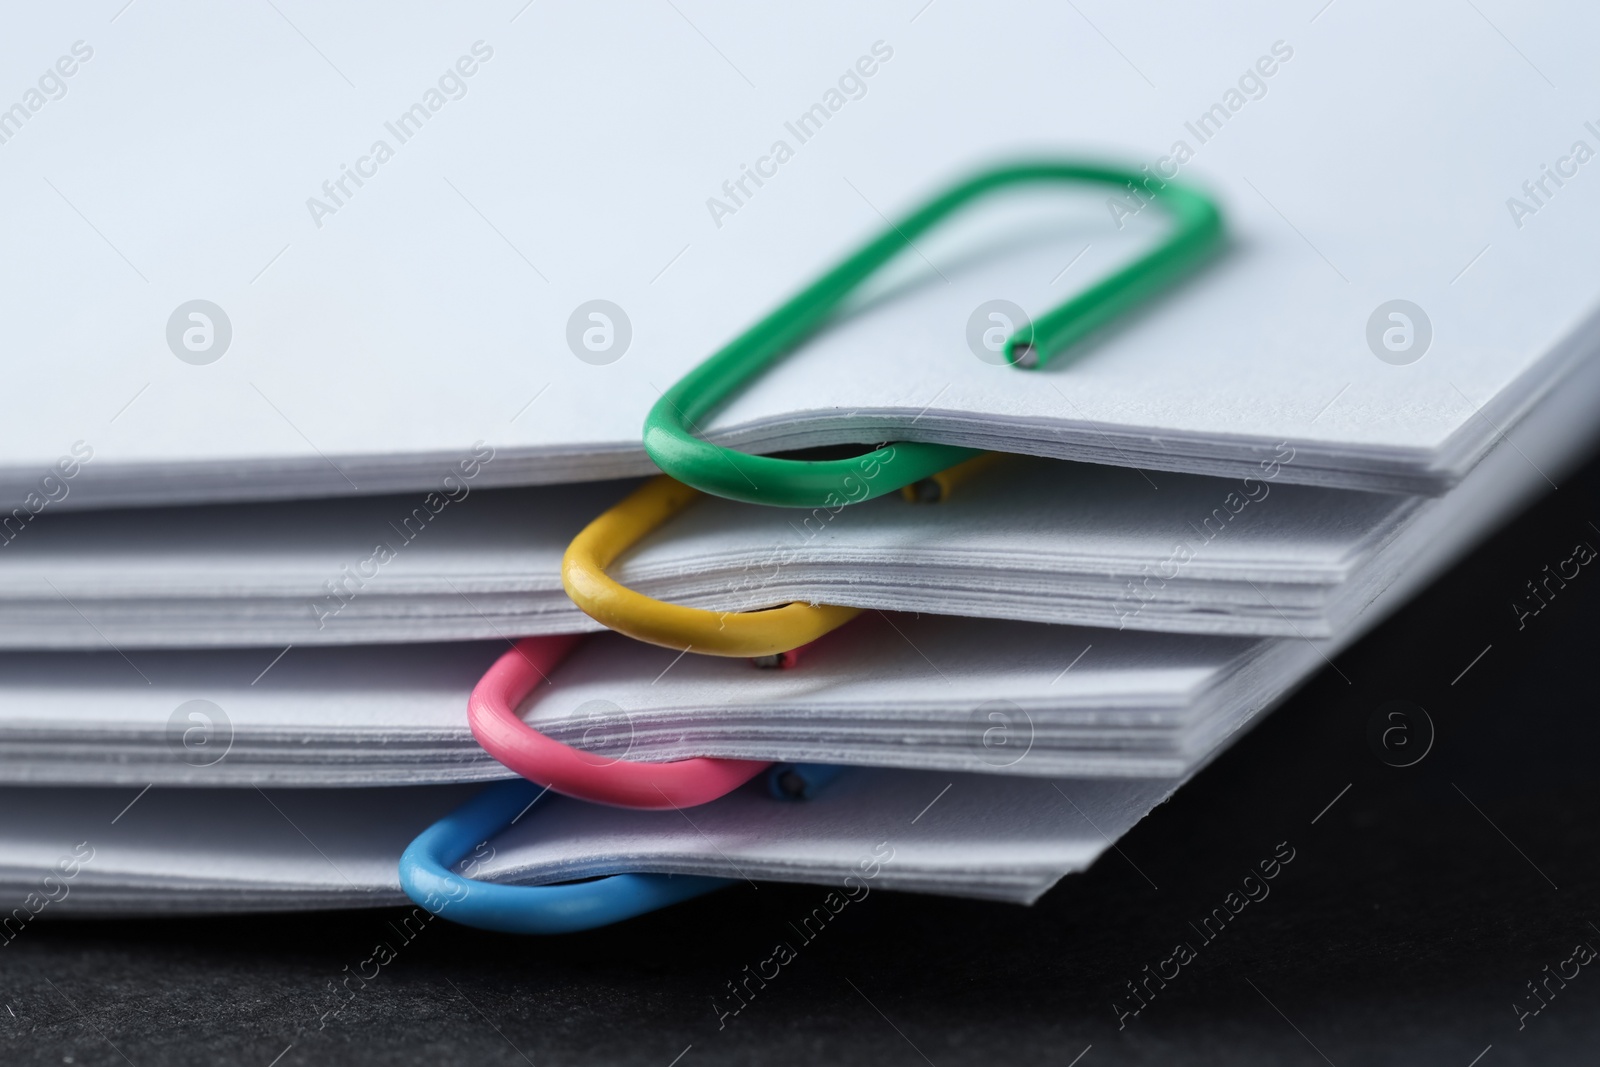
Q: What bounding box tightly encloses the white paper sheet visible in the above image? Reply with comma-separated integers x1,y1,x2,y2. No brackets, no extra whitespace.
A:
2,2,1597,507
0,770,1168,913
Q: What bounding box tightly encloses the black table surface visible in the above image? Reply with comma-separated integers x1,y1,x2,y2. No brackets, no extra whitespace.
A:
3,451,1598,1067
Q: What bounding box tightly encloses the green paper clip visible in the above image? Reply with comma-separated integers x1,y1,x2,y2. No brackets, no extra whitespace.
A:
643,160,1225,509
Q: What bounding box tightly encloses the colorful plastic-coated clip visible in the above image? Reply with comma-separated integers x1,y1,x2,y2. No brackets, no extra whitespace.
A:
643,160,1224,509
562,476,860,658
469,633,769,808
399,778,728,935
398,765,847,934
563,456,1000,657
898,452,1005,505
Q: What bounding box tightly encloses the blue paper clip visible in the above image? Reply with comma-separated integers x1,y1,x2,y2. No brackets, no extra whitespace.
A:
400,764,841,934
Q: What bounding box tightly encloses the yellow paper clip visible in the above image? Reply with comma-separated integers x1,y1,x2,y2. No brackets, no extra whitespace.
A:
899,452,1005,504
562,476,860,658
562,461,1001,658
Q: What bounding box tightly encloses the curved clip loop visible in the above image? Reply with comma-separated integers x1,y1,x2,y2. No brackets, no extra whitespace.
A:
470,633,770,809
562,475,862,658
399,779,730,935
643,160,1225,508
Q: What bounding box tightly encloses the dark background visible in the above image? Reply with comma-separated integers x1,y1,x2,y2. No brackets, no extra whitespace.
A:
2,447,1597,1067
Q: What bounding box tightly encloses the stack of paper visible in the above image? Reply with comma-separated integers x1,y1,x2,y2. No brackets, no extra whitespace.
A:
3,340,1594,793
0,771,1165,911
3,4,1598,507
5,333,1593,650
6,329,1593,796
0,625,1258,785
0,465,1414,645
2,1,1596,918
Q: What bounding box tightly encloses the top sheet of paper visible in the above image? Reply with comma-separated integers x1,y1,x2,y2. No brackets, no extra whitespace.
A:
3,1,1597,506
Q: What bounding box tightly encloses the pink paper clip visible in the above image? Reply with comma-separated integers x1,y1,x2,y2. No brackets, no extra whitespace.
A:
468,635,769,810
